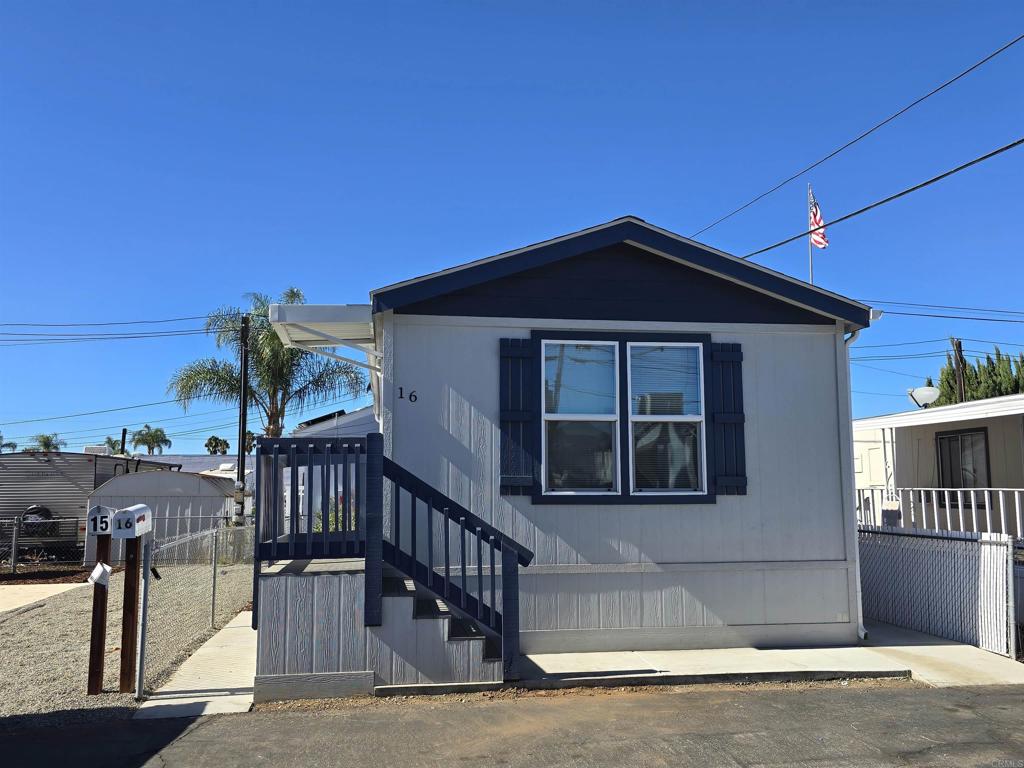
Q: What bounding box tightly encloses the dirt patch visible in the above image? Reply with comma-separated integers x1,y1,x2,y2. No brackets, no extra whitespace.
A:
0,565,126,585
255,676,920,713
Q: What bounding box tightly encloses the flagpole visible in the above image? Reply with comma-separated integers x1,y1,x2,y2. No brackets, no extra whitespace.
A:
807,183,813,285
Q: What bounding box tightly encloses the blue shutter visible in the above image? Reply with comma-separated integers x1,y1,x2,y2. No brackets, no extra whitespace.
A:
710,343,747,495
500,338,537,495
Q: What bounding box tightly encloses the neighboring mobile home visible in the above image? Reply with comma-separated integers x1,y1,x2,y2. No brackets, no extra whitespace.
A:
853,394,1024,538
254,216,871,698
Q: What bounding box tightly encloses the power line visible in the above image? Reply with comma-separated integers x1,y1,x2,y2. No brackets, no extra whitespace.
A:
853,337,1024,350
852,349,991,361
11,391,367,443
852,390,909,397
0,397,194,427
852,362,930,380
691,33,1024,237
743,137,1024,259
883,310,1024,324
0,315,210,328
1,405,257,442
861,299,1024,316
852,338,947,349
0,327,211,338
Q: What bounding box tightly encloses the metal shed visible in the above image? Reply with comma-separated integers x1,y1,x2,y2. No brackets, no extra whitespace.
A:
86,470,232,563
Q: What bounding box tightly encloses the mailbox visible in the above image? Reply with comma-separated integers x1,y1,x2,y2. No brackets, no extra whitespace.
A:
86,506,113,537
111,504,153,539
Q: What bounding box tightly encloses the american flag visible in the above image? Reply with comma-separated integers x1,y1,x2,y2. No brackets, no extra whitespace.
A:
808,186,828,249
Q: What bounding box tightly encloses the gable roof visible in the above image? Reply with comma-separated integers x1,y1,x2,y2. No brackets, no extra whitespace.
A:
371,216,870,330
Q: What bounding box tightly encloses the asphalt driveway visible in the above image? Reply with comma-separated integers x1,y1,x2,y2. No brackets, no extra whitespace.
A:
4,681,1024,768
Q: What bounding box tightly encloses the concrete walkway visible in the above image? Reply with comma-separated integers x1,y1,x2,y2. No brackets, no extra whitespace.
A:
0,582,85,612
523,620,1024,689
134,611,256,719
862,621,1024,687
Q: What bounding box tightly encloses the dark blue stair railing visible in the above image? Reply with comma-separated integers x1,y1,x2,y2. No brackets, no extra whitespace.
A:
252,433,534,681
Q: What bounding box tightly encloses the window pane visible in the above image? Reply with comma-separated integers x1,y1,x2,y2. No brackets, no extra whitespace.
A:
546,421,616,491
959,432,988,487
632,421,700,491
630,345,701,416
544,343,616,415
938,435,957,488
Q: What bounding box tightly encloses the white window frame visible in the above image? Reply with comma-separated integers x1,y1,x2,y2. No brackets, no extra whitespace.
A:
626,341,707,495
540,339,620,496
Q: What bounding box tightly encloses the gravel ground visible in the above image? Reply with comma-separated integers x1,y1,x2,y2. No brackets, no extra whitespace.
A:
0,561,253,732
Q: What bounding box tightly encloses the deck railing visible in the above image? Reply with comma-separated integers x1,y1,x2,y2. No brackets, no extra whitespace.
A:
381,456,534,679
252,433,534,681
253,436,368,561
857,486,1024,540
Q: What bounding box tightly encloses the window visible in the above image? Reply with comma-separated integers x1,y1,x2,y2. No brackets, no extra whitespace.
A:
936,429,990,489
542,341,618,493
539,336,709,498
628,343,705,493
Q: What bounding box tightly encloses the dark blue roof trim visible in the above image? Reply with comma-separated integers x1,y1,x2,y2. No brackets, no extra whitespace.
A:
372,219,870,328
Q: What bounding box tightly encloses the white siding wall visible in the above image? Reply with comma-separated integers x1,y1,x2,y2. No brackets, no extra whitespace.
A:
383,313,859,652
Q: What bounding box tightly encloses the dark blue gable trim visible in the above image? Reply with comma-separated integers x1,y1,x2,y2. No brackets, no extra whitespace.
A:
372,219,870,328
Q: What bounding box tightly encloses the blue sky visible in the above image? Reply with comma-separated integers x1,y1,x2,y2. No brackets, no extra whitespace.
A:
1,1,1022,453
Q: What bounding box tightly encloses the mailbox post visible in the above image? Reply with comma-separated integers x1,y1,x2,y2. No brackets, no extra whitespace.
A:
86,506,113,695
113,504,152,694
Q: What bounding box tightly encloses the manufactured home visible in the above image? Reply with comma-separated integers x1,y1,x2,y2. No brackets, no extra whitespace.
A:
854,394,1024,538
252,216,871,699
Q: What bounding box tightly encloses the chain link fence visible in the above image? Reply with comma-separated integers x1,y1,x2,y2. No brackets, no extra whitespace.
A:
0,517,85,576
139,525,254,693
859,524,1016,657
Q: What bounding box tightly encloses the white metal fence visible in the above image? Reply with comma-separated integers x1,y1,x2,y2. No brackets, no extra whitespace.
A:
137,525,254,694
859,525,1016,657
857,487,1024,540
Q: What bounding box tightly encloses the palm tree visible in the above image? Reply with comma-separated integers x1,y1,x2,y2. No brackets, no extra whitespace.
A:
168,289,364,437
104,436,123,455
0,433,16,453
27,433,66,452
205,435,230,455
131,424,172,455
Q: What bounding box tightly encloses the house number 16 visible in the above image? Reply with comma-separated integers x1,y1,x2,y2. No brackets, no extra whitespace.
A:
398,387,417,403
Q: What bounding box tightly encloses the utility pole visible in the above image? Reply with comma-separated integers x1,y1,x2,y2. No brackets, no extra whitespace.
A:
234,315,250,526
119,427,127,455
951,337,967,403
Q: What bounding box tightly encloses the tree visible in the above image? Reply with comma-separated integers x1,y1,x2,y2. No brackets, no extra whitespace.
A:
244,430,256,454
205,435,230,455
104,436,123,455
131,424,172,455
929,344,1024,407
168,289,364,437
26,433,66,452
0,433,17,453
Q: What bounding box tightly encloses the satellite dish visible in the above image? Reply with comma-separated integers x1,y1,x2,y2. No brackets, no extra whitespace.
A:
907,386,940,408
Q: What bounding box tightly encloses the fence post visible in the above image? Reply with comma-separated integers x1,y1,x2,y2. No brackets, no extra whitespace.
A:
9,517,19,575
252,446,264,631
134,537,154,701
501,541,520,681
364,432,384,627
211,528,220,629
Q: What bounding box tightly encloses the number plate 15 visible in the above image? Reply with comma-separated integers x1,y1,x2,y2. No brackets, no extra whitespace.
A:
87,506,112,537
